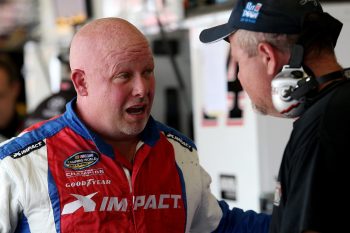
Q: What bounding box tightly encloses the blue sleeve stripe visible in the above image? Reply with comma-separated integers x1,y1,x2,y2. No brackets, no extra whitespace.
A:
14,212,30,233
213,201,271,233
48,169,61,233
176,163,188,233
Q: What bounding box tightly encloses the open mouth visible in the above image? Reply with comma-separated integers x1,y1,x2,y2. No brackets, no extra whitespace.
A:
126,106,146,115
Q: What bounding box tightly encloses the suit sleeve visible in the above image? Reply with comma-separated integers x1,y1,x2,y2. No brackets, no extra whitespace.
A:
191,165,270,233
0,160,22,233
213,201,270,233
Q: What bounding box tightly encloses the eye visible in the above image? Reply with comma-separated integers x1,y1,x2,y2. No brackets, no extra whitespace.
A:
143,69,154,78
115,72,131,80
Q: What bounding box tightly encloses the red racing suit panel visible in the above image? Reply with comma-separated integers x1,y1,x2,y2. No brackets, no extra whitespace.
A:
46,127,186,233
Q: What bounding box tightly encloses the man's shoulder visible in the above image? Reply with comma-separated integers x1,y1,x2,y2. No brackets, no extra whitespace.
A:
0,129,47,161
321,80,350,122
300,80,350,123
155,121,196,152
328,79,350,103
0,138,46,161
0,116,66,161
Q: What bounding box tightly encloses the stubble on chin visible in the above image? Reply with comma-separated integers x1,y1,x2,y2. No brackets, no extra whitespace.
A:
120,118,149,137
252,103,268,116
252,103,284,118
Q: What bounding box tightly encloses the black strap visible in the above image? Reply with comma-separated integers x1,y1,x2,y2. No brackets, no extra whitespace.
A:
289,45,304,68
290,68,350,100
317,69,349,85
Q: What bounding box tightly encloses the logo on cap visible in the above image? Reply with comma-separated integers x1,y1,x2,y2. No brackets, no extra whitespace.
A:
241,2,263,24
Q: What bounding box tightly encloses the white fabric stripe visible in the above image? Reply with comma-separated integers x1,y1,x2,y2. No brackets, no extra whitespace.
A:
1,139,57,232
169,138,223,233
123,167,133,193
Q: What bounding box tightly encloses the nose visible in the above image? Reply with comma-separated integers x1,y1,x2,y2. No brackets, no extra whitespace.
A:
132,75,148,98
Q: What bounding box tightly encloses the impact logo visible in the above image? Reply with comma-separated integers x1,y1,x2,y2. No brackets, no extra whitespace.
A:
240,2,263,24
11,141,45,159
64,151,99,170
62,192,182,215
62,192,98,214
166,133,193,152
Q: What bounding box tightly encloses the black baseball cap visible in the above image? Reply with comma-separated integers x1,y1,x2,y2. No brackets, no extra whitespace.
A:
199,0,324,43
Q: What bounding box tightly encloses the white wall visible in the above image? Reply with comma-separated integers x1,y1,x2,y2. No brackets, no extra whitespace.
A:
149,30,194,138
324,3,350,68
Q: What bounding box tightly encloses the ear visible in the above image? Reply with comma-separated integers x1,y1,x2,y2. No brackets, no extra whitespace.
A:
257,42,281,76
71,69,88,96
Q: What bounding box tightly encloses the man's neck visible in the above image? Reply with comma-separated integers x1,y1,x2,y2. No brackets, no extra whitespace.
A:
305,55,343,90
306,53,342,78
109,138,140,163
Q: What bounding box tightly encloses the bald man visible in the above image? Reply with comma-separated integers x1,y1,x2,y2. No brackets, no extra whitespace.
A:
0,18,269,233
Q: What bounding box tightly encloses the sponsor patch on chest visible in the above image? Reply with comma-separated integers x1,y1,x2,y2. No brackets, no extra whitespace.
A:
64,151,100,170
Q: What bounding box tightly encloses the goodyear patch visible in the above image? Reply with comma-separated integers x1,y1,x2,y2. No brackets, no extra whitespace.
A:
166,133,193,152
11,141,46,159
64,151,100,170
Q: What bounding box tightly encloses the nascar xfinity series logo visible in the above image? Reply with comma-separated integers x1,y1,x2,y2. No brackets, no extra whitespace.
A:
62,192,182,215
64,151,99,170
240,2,262,24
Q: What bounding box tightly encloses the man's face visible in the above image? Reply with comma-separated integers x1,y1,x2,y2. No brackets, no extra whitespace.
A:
82,42,155,140
0,68,18,129
228,34,278,116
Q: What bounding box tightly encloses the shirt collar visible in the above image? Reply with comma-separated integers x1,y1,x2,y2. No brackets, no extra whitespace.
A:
63,98,160,158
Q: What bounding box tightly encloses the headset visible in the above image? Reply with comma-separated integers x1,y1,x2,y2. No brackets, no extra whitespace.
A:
271,44,349,118
271,44,314,118
271,12,346,118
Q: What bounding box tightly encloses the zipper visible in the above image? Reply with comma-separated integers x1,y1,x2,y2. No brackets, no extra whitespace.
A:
121,141,144,232
123,167,133,194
